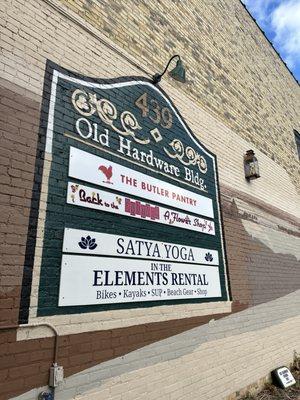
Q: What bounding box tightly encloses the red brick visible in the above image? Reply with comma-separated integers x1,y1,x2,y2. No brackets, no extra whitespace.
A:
9,364,40,379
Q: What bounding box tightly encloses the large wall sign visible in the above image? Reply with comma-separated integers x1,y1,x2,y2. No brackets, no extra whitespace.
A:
31,61,230,317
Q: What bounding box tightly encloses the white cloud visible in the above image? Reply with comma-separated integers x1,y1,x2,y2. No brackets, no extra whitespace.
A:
242,0,300,75
271,0,300,69
242,0,278,28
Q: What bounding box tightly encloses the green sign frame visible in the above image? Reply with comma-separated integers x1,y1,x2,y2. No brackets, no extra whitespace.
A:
20,61,231,320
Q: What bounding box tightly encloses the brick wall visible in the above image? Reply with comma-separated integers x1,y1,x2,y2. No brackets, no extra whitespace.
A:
58,0,300,190
0,81,41,327
0,0,300,399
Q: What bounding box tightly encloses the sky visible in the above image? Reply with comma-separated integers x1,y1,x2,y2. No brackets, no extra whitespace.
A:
242,0,300,82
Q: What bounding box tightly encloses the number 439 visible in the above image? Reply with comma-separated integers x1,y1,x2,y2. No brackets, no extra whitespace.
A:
135,93,173,129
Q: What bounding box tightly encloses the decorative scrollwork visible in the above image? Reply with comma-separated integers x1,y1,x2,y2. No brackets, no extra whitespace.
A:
72,89,96,116
120,111,141,132
170,139,185,157
119,111,149,144
199,155,207,173
71,89,149,144
186,146,196,161
164,139,207,173
97,99,118,125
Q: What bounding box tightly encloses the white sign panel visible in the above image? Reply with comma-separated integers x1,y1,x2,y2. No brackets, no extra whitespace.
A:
63,228,219,265
275,367,296,388
58,255,222,306
69,147,214,218
67,182,215,235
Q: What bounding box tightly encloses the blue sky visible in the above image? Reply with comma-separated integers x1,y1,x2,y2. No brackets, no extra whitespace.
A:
242,0,300,82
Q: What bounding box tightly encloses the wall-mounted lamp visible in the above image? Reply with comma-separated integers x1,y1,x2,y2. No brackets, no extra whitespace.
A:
244,150,260,181
152,55,186,84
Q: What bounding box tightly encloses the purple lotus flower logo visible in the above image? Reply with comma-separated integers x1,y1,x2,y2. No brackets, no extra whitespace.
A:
78,236,97,250
205,252,213,262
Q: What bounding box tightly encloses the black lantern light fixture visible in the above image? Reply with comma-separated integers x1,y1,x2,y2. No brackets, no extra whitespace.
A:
152,55,186,84
244,150,260,181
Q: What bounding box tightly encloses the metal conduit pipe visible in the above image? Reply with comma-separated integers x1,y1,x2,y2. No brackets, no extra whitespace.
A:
0,323,59,364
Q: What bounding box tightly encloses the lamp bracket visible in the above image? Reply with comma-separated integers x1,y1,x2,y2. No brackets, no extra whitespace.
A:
152,55,180,84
